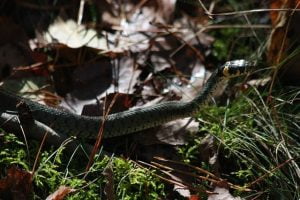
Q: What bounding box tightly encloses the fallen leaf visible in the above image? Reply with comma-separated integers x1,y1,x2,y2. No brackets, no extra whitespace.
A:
208,187,242,200
189,195,201,200
267,0,300,64
46,185,76,200
0,166,33,199
44,17,107,49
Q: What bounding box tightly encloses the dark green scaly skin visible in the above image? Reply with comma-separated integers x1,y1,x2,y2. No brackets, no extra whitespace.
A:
0,60,254,139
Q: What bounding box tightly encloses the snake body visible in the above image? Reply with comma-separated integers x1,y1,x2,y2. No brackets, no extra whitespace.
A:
0,60,254,139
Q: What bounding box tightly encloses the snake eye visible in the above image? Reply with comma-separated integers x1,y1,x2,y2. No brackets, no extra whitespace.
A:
221,59,253,78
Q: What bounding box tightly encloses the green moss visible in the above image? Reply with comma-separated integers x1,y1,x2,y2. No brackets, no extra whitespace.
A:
0,133,165,199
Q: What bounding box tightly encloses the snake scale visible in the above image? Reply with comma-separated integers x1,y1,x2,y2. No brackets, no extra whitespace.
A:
0,60,254,139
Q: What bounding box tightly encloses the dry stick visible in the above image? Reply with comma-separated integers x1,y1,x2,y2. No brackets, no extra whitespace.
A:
166,23,270,64
84,93,119,177
201,24,271,29
77,0,85,25
152,158,250,191
246,158,296,188
154,156,218,180
243,14,261,45
208,0,216,15
17,117,30,157
151,160,219,183
206,8,300,16
155,173,215,194
197,0,213,19
111,24,271,33
155,23,205,63
137,160,214,195
17,100,49,177
31,132,48,176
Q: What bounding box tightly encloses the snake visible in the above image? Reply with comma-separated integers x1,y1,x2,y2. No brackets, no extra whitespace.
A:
0,60,254,139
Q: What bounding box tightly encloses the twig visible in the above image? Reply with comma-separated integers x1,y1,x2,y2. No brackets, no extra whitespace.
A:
246,158,296,188
84,93,119,176
77,0,85,25
197,0,213,19
207,8,300,16
137,160,214,194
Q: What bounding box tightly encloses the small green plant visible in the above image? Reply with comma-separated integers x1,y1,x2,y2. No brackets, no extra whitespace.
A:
113,158,165,200
0,133,30,171
0,132,166,199
178,87,300,199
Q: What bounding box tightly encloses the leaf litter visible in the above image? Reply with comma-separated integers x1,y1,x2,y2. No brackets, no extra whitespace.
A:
0,0,260,198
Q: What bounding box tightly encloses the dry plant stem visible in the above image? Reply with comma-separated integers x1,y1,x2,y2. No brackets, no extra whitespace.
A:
154,173,214,194
151,160,250,191
13,62,49,72
207,8,300,16
170,24,270,62
151,161,219,183
246,158,296,188
208,1,216,14
242,14,260,44
111,24,271,33
154,156,218,180
77,0,85,25
84,94,119,176
18,117,30,157
161,25,205,62
137,160,214,195
31,131,48,177
268,21,290,97
201,24,272,29
267,2,300,179
271,101,300,178
197,0,213,19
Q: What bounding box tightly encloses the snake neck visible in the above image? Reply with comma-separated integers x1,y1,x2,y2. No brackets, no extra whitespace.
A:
186,69,227,115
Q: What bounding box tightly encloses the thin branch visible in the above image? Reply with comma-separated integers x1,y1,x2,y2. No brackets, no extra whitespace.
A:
207,8,300,16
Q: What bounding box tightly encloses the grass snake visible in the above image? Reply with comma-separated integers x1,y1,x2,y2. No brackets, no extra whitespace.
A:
0,60,255,139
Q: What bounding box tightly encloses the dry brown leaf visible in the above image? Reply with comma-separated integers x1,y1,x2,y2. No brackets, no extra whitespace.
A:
189,195,201,200
268,0,300,64
45,185,76,200
0,166,33,199
268,0,300,85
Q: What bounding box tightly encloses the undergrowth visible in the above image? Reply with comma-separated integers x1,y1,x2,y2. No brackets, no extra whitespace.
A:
178,86,300,199
2,85,298,199
0,133,165,199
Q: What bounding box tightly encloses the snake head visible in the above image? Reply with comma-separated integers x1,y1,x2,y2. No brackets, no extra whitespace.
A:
220,60,255,78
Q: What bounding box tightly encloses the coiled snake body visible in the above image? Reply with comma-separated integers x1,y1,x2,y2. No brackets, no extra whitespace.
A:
0,60,254,139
